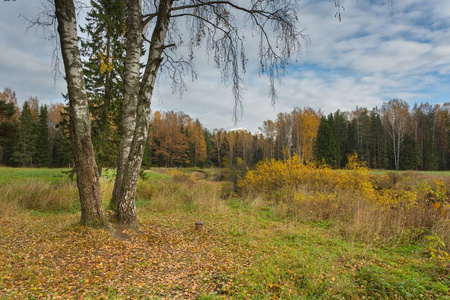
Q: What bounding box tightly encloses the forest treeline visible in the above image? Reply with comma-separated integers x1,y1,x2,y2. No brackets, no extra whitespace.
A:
0,88,71,168
1,86,449,171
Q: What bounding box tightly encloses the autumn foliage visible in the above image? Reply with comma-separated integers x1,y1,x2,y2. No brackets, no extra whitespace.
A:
241,153,450,251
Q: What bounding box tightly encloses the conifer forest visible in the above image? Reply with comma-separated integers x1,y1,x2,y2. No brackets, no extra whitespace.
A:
2,87,450,172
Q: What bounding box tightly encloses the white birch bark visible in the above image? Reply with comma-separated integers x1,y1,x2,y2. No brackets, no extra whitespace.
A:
116,0,175,226
111,0,143,210
55,0,108,227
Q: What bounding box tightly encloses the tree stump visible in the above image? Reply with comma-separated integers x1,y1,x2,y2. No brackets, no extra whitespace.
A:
195,221,204,231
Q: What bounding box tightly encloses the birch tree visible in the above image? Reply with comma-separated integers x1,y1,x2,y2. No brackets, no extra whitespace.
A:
55,0,109,227
212,129,226,167
381,99,410,170
260,120,276,160
54,0,306,227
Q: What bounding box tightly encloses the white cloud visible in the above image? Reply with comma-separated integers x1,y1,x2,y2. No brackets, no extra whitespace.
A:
0,0,449,132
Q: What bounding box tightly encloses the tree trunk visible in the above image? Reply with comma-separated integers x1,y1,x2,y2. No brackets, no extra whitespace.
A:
110,0,143,210
116,0,174,226
55,0,108,227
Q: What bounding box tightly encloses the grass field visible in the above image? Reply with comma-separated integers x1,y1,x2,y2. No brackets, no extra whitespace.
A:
0,167,72,184
0,167,172,183
0,166,449,184
370,169,450,177
0,166,449,299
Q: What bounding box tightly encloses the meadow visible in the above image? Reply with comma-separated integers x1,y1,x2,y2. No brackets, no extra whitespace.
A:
0,164,449,299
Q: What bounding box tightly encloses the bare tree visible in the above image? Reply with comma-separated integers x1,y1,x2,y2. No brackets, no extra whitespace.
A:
381,99,410,170
260,119,276,160
212,129,226,167
54,0,307,227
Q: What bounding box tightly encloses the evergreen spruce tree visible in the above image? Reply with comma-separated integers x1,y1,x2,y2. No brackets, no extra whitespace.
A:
369,109,388,169
35,105,51,167
334,110,348,167
52,131,72,168
315,114,341,168
346,120,357,156
80,0,126,169
400,134,418,170
0,98,18,165
352,108,371,164
11,102,37,166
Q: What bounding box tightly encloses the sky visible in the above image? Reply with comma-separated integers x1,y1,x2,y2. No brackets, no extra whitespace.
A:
1,0,450,133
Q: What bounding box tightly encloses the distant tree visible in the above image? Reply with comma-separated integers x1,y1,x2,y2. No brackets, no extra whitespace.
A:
35,105,51,167
351,107,371,165
253,133,267,164
203,128,213,167
240,129,255,167
148,111,165,166
423,106,439,170
411,103,440,170
141,136,152,168
47,100,74,167
291,107,320,164
47,103,69,166
27,96,40,119
11,101,37,166
212,129,227,167
275,113,292,162
149,111,190,167
333,110,348,167
315,114,341,168
0,95,18,165
368,108,387,169
0,88,20,121
226,131,237,167
381,99,410,170
188,119,207,167
229,129,254,167
260,120,276,161
435,104,450,170
400,134,418,170
52,130,72,167
346,119,356,156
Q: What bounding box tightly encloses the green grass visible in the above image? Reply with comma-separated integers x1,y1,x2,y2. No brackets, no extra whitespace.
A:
0,166,171,185
417,170,450,176
145,202,450,299
0,167,72,184
371,169,450,176
141,169,171,181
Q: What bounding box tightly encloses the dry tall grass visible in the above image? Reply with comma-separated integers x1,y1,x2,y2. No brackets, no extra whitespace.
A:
0,171,225,220
0,181,78,216
137,173,227,214
0,178,117,217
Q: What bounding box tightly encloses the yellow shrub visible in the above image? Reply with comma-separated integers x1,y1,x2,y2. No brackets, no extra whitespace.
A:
240,155,450,251
240,154,377,204
417,180,450,205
